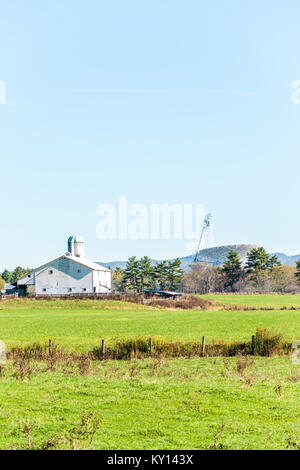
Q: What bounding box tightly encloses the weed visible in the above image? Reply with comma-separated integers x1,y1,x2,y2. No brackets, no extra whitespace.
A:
286,434,300,450
78,356,91,376
206,424,229,450
274,383,283,397
0,365,5,377
13,357,33,381
130,361,139,377
236,355,254,375
22,422,34,449
62,411,100,450
15,412,100,450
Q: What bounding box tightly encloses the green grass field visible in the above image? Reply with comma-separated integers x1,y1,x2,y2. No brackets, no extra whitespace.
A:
0,297,299,450
201,294,300,309
0,357,299,450
0,299,300,348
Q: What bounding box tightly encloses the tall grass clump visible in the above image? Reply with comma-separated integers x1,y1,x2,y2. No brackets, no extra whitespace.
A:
254,328,289,356
144,295,216,310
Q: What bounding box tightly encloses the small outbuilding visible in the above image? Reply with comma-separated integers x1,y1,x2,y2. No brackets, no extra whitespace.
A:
144,290,183,301
5,284,17,295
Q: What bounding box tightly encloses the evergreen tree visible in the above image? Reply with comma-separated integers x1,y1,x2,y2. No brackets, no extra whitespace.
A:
123,256,140,292
246,247,280,274
166,258,184,290
267,255,281,270
223,250,242,291
154,261,169,290
138,256,154,292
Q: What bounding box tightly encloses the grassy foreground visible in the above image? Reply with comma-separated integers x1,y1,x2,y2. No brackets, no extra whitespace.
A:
0,299,300,349
0,357,299,450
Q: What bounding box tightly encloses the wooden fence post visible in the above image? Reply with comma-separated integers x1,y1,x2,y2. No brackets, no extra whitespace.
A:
251,335,255,355
49,339,52,356
101,339,105,359
150,337,153,355
202,336,205,356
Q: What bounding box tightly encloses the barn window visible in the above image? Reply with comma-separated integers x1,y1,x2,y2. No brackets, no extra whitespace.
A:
49,270,53,274
43,288,46,292
69,288,72,292
82,288,86,292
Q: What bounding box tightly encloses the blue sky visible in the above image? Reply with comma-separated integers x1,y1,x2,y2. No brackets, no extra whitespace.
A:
0,0,300,270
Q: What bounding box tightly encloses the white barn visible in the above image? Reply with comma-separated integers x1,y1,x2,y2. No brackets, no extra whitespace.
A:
16,235,111,296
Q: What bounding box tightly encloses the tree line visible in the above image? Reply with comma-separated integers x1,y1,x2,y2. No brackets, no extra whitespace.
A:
111,247,300,294
111,256,184,293
1,247,300,295
1,267,31,285
182,247,300,294
1,267,32,292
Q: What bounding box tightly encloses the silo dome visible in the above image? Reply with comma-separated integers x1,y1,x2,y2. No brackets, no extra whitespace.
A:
67,235,85,258
73,235,84,243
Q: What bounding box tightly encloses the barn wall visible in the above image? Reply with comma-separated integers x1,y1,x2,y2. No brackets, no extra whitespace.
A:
92,270,112,293
35,258,93,295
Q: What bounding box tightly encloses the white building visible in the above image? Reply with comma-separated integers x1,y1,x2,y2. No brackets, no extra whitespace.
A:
16,235,111,296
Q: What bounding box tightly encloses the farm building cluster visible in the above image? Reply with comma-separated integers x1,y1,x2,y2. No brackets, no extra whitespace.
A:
15,236,111,296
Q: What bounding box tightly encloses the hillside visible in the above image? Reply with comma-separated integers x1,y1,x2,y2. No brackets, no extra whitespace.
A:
178,244,258,270
97,244,300,272
96,243,258,272
271,252,300,267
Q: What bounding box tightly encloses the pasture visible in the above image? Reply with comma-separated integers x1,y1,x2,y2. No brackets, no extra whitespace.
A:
201,294,300,309
0,298,299,349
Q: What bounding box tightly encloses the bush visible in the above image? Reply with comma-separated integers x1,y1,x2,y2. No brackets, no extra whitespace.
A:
254,328,289,356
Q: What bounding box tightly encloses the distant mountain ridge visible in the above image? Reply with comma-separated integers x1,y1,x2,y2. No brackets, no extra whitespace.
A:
96,244,300,272
272,252,300,267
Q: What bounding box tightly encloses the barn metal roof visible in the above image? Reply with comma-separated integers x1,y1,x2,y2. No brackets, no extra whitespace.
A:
64,254,110,272
16,254,110,284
